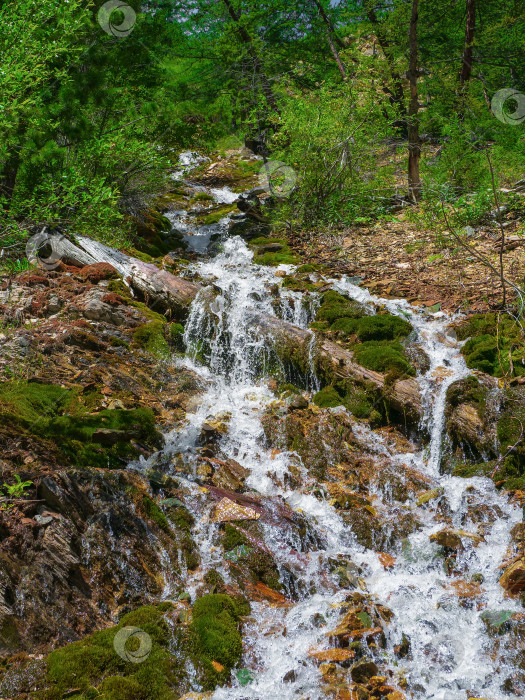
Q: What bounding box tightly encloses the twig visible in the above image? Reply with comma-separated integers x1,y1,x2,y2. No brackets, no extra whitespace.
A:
491,418,524,479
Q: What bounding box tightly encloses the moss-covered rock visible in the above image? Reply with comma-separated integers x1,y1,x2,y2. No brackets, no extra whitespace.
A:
352,341,415,376
133,320,170,358
0,381,163,469
456,312,525,377
189,594,249,690
5,593,250,699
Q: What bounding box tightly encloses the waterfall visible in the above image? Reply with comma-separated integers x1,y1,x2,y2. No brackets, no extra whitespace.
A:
131,156,523,698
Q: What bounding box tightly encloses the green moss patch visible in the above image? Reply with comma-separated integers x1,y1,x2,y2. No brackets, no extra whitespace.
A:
313,386,343,408
251,237,299,266
142,496,170,533
40,604,188,700
312,382,377,421
201,204,237,225
456,313,525,377
352,341,415,376
189,594,249,690
317,291,365,325
0,381,162,469
132,321,170,358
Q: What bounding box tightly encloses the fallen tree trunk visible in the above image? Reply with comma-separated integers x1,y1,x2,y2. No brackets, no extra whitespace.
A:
249,311,422,422
51,233,200,315
49,233,422,420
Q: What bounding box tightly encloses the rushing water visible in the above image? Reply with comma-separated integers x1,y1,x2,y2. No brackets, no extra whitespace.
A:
135,164,523,698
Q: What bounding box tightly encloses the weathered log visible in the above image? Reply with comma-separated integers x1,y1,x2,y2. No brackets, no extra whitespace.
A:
249,311,422,421
49,233,421,419
50,233,200,315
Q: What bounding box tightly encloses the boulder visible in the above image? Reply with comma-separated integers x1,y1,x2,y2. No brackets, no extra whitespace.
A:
500,558,525,595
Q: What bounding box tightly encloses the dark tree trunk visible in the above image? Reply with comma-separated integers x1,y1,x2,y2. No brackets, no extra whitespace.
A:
459,0,476,87
366,6,407,137
407,0,421,203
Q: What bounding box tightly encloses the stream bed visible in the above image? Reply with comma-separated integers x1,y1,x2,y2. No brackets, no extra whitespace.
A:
132,161,524,699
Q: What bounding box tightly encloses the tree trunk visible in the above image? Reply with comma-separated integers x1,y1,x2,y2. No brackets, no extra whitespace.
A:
221,0,279,114
49,233,422,421
366,7,407,137
407,0,421,203
327,33,347,80
312,0,346,50
459,0,476,87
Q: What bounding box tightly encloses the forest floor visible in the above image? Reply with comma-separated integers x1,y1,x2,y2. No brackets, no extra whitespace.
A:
289,209,524,313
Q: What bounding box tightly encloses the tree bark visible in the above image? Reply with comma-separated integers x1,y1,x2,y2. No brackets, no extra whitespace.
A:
407,0,421,203
48,233,422,421
312,0,346,50
366,6,407,137
221,0,280,114
459,0,476,87
327,33,347,80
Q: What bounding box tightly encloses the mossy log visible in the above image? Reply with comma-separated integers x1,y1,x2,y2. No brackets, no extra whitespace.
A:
248,311,422,421
52,234,421,419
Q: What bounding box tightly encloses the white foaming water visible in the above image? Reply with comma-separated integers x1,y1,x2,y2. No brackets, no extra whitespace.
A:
149,232,522,699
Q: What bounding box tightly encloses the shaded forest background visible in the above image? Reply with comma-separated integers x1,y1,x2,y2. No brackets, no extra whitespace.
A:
1,0,524,271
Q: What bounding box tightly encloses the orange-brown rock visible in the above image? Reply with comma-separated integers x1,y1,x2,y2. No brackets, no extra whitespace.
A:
500,557,525,595
377,552,396,569
444,580,483,598
309,648,356,663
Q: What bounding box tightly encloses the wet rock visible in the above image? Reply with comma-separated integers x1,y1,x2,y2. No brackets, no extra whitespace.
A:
377,552,396,569
416,487,445,505
211,458,249,491
309,648,355,664
445,375,498,460
500,557,525,595
481,609,515,634
350,658,379,683
212,497,261,522
288,394,308,410
430,528,484,549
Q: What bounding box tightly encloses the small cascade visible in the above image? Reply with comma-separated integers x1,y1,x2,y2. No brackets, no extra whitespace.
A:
134,155,523,698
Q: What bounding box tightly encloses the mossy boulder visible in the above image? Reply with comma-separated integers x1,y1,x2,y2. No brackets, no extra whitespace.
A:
189,594,249,689
250,237,299,266
317,291,366,325
0,381,163,469
6,595,250,699
37,604,189,699
352,341,415,376
456,312,525,377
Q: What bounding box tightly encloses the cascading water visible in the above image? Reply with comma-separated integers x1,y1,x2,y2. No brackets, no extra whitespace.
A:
137,164,523,699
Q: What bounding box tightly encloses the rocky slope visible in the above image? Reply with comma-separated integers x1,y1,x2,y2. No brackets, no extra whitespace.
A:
0,148,523,700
